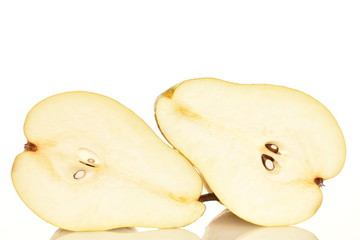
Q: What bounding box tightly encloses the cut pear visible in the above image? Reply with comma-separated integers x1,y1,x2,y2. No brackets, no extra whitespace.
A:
155,78,346,226
12,91,205,231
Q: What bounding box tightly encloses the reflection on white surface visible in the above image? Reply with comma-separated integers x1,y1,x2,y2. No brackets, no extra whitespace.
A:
50,228,200,240
50,210,318,240
203,210,318,240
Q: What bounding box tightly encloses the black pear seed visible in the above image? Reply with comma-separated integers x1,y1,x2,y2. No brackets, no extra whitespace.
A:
262,154,275,171
265,143,279,154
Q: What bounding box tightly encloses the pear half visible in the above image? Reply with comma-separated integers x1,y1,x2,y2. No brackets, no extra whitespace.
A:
155,78,346,226
12,91,205,231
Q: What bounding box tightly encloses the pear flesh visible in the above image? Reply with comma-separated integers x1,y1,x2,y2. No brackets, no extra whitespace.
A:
155,78,346,226
12,91,205,231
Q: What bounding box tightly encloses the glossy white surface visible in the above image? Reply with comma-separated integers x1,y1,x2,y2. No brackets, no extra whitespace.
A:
1,1,359,239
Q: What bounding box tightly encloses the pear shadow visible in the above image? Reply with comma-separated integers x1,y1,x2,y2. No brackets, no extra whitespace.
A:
203,209,318,240
50,227,200,240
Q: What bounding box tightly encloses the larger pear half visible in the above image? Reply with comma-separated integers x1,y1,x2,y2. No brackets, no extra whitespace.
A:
12,91,205,231
155,78,346,226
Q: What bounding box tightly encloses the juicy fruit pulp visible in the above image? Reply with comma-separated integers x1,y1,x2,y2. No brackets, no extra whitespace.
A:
155,78,346,226
12,91,205,231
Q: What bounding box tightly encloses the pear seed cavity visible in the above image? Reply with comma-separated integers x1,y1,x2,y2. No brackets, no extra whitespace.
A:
261,154,275,171
73,170,86,179
87,158,95,163
78,148,101,168
265,143,279,154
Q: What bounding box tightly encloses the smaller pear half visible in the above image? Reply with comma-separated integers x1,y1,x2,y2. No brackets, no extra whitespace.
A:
155,78,346,226
12,91,205,231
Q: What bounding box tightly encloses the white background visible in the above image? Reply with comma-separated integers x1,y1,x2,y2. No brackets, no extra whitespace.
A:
1,1,359,239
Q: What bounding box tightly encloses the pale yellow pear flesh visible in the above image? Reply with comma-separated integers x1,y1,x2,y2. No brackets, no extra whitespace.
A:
12,91,205,231
155,78,346,226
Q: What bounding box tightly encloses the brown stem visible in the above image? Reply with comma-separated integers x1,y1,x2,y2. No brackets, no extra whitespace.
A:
199,192,219,202
24,142,37,152
315,177,325,187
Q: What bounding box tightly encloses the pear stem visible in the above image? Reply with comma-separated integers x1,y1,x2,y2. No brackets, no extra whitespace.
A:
315,177,325,187
24,142,37,152
199,193,219,202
